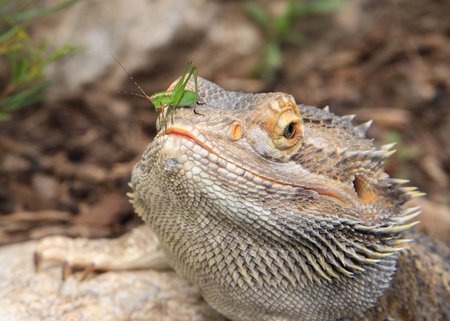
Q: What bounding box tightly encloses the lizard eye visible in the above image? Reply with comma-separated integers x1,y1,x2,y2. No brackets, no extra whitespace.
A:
272,108,303,151
283,122,297,139
246,94,304,160
252,95,305,156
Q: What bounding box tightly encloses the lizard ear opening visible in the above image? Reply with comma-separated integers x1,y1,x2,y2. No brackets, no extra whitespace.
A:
353,176,377,204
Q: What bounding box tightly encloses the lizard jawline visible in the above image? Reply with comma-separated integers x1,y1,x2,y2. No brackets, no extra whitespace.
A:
162,126,350,205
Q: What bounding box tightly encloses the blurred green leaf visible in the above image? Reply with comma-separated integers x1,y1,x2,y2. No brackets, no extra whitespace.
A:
243,1,270,34
283,31,303,45
1,0,79,24
245,0,347,84
302,0,346,14
260,42,283,82
0,0,80,120
47,43,78,61
274,0,301,39
0,81,51,112
381,130,417,162
384,130,402,144
0,113,11,120
0,25,24,43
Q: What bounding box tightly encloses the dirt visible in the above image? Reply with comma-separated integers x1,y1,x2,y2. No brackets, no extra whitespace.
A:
0,0,449,245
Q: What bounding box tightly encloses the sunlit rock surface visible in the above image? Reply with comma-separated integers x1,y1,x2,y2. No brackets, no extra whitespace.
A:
0,241,224,321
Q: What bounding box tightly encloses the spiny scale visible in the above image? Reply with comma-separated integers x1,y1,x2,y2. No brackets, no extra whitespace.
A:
342,114,356,122
345,149,396,160
390,178,410,185
353,221,420,235
381,142,397,150
393,207,422,224
353,120,373,136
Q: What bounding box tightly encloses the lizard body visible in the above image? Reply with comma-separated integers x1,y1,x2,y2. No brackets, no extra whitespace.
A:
129,77,449,321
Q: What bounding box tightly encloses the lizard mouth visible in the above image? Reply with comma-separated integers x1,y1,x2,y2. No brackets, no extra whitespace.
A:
161,127,351,205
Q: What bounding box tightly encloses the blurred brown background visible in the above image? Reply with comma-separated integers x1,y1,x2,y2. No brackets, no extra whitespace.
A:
1,0,449,245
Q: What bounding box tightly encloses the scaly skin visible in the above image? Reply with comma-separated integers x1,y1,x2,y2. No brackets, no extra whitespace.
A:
130,78,449,321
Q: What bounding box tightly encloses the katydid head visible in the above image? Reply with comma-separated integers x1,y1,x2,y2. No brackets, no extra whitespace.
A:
149,92,173,112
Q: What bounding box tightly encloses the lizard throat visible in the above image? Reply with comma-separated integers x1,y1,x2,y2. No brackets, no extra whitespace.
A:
162,127,350,205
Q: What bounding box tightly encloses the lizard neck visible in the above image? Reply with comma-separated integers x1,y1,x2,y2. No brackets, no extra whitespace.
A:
362,236,450,321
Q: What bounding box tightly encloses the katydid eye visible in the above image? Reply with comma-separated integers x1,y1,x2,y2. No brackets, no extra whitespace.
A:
283,122,297,139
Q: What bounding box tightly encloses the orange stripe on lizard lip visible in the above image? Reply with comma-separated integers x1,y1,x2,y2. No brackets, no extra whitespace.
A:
162,127,351,205
163,127,214,153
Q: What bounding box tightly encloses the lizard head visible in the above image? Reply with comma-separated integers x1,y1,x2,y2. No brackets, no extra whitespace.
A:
130,77,422,319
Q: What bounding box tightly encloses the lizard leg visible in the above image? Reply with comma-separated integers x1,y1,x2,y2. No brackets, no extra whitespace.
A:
34,225,170,278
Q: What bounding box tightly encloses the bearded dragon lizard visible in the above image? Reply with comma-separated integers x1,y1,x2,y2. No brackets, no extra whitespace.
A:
36,77,450,321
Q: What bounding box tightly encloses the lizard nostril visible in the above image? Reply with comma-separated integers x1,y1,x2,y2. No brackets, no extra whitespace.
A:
164,158,179,172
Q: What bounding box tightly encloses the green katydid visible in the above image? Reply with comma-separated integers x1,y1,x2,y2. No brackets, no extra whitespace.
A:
113,57,202,126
